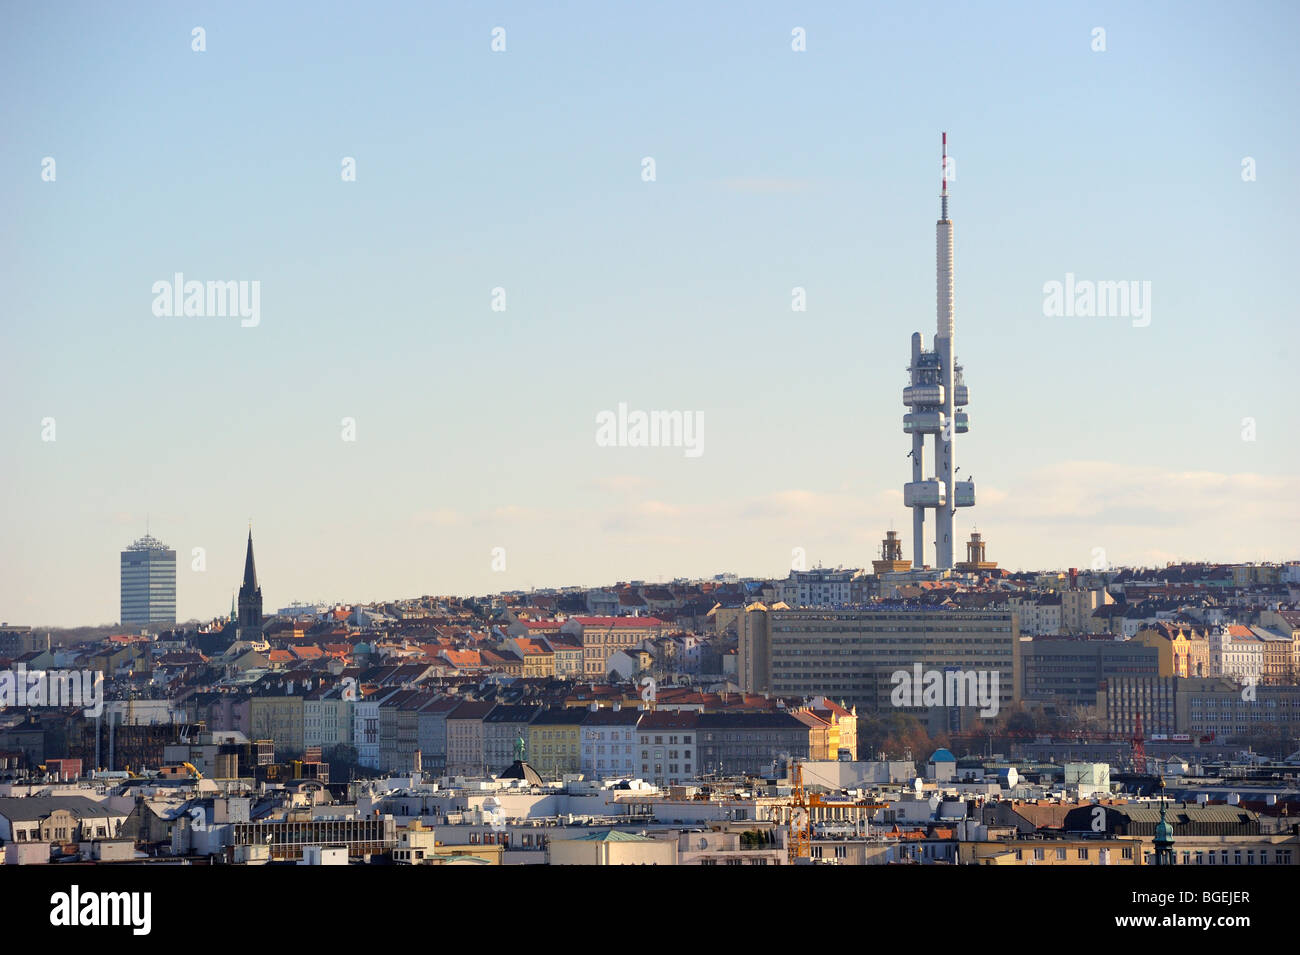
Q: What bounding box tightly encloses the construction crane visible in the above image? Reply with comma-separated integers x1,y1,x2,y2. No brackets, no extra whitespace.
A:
788,759,810,863
1130,712,1146,774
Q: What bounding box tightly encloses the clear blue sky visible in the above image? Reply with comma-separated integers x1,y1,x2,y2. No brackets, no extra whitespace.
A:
2,1,1297,625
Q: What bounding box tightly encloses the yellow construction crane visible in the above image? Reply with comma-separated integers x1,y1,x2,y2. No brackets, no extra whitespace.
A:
788,760,888,862
788,759,810,862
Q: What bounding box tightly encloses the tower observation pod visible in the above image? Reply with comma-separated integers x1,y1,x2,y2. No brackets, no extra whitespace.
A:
903,133,975,569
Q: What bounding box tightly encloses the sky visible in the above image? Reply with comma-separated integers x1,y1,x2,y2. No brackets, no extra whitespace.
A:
1,1,1297,627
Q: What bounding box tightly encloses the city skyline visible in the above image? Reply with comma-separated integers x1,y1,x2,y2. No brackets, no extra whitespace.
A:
3,1,1298,626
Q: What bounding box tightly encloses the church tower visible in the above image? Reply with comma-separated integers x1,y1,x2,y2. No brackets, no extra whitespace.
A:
237,527,263,637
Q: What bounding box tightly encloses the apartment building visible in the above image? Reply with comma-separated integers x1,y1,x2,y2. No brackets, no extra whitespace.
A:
695,712,810,777
446,700,497,776
528,707,583,780
579,707,640,779
562,617,666,677
416,697,462,775
778,568,859,608
483,705,541,774
636,711,699,786
1132,624,1210,678
1208,625,1264,685
303,684,353,752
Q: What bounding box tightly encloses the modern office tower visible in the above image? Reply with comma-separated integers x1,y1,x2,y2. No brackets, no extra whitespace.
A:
120,534,177,625
236,527,263,638
1022,638,1160,709
904,133,976,569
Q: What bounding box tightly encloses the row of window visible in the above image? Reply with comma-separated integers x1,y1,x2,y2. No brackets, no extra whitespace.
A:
701,857,768,865
1151,848,1293,865
15,825,112,841
645,764,691,775
1017,846,1132,861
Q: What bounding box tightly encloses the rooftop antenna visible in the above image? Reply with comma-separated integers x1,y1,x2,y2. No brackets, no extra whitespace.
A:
940,131,949,221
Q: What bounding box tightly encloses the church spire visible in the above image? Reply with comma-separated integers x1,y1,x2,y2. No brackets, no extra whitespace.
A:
242,526,258,592
237,525,263,634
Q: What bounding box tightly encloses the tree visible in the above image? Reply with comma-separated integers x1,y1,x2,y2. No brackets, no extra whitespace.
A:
323,744,360,779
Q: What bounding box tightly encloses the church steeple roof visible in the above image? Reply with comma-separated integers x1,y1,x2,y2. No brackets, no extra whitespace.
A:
242,527,259,593
237,525,264,633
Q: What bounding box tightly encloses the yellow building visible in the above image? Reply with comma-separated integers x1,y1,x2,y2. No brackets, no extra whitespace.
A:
1133,624,1209,678
507,637,556,678
527,708,583,780
961,839,1141,865
248,694,305,757
545,634,585,679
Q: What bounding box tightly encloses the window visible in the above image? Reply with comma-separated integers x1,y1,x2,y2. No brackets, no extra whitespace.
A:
1077,848,1088,860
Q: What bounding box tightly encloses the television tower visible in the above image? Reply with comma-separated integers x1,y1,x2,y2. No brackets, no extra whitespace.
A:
903,133,975,569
